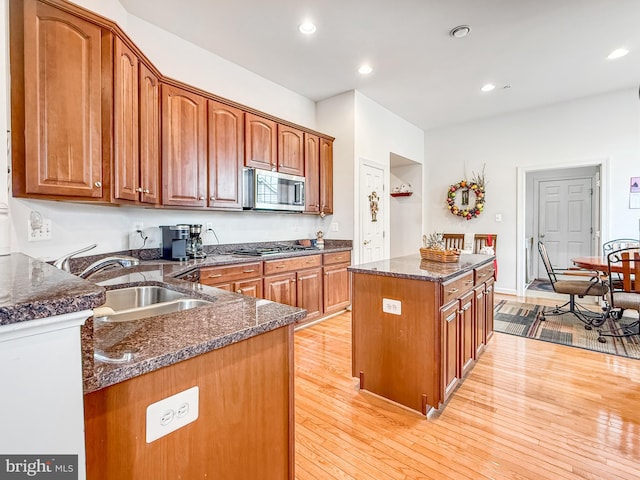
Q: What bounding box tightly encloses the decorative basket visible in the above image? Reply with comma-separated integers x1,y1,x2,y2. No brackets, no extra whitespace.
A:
419,247,461,263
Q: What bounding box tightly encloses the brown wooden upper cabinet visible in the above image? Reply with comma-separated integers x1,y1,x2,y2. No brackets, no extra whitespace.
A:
304,133,320,213
277,125,304,176
13,0,104,199
320,137,334,215
245,113,277,171
208,100,244,209
161,84,207,207
113,39,160,205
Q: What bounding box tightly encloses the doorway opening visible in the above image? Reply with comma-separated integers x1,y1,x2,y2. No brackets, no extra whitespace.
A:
516,159,609,297
390,153,422,258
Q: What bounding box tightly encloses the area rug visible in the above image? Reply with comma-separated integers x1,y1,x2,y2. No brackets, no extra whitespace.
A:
527,278,553,292
494,300,640,359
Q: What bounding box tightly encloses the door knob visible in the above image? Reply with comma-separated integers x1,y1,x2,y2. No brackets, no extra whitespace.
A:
363,240,371,245
540,233,545,238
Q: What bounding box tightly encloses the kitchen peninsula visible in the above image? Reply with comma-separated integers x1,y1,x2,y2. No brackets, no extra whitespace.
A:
349,253,495,415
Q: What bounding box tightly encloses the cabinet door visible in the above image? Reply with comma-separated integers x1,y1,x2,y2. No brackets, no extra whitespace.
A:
208,100,244,209
234,279,263,298
245,113,277,171
323,263,351,314
161,84,207,207
319,137,334,215
441,301,459,402
138,63,160,204
304,133,320,213
474,285,486,358
459,291,474,378
113,38,139,202
23,0,103,198
297,267,323,322
264,273,297,306
485,278,495,342
277,124,304,176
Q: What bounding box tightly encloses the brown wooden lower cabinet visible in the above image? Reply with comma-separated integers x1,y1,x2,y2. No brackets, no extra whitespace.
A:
84,325,294,480
440,301,459,402
296,267,323,322
264,272,297,306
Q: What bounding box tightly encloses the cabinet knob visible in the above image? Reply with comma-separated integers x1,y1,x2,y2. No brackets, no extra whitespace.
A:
136,187,143,193
143,189,150,194
291,279,296,283
210,196,215,201
315,204,320,208
94,181,102,188
236,289,242,293
198,196,205,200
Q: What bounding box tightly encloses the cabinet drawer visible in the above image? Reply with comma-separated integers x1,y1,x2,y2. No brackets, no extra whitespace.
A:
200,262,262,285
324,250,351,265
264,254,322,275
441,271,474,305
475,263,495,284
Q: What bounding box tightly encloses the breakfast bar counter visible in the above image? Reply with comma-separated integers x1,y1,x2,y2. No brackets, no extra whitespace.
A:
349,253,495,415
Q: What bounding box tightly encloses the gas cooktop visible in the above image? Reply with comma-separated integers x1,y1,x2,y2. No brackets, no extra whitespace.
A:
230,244,318,257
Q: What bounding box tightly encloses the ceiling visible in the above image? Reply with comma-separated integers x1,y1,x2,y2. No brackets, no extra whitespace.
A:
119,0,640,131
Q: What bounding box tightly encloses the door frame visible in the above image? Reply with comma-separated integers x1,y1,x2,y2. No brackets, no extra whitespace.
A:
357,158,388,263
516,158,610,296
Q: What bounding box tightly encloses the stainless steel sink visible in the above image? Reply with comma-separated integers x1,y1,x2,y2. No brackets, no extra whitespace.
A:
103,285,188,311
94,286,212,322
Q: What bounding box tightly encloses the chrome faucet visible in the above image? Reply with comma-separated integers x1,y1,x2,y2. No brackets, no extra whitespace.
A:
53,244,97,272
78,256,140,279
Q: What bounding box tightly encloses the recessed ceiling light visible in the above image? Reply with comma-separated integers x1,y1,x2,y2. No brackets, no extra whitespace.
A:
358,64,373,75
449,25,471,38
607,48,629,60
299,21,317,35
480,83,496,92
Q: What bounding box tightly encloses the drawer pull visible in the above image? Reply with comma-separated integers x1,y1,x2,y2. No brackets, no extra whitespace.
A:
478,273,486,278
276,265,286,269
465,280,473,285
207,273,223,278
448,288,459,294
243,269,256,273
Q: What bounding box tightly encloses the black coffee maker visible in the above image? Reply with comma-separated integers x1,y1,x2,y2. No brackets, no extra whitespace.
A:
160,225,189,261
187,224,206,259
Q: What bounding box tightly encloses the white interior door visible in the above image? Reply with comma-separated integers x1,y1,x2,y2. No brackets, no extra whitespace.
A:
360,162,385,263
537,177,593,277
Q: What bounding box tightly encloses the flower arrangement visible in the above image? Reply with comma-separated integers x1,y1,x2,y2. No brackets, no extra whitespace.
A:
446,166,486,220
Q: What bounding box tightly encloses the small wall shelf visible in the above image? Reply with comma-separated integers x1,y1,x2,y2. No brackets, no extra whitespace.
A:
390,192,413,197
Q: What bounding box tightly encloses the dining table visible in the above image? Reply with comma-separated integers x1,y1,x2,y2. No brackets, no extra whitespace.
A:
571,256,622,274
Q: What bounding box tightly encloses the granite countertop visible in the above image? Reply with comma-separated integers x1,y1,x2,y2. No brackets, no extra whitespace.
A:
1,243,351,394
0,253,105,324
349,253,494,282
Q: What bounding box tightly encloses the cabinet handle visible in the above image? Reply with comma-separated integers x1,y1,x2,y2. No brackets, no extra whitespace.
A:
276,265,285,269
207,273,223,278
478,273,486,278
465,280,473,285
448,287,459,294
94,181,102,188
242,269,256,273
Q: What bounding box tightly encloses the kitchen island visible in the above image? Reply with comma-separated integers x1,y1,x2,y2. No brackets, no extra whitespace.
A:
349,253,495,415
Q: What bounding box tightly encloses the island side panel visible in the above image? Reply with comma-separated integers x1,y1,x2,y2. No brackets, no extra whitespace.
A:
84,324,294,480
352,272,440,414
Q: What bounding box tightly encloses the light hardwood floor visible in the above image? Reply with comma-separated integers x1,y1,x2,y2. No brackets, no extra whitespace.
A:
294,294,640,479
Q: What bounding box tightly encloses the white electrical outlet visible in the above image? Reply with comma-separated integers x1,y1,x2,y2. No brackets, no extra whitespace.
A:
129,222,145,249
146,386,199,443
330,222,339,232
382,298,402,315
28,218,52,242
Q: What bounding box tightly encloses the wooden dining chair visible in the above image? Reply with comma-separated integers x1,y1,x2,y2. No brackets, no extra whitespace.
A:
473,234,497,254
597,247,640,343
441,233,465,250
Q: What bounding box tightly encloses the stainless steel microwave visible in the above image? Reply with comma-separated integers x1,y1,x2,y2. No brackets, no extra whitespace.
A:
242,168,305,212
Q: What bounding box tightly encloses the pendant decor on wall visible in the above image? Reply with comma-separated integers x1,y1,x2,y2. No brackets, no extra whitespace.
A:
368,191,379,222
446,166,486,220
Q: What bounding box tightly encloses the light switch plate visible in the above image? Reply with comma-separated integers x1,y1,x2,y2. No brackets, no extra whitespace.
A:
146,386,199,443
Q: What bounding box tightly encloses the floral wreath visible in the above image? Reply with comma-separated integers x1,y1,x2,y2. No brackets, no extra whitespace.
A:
446,180,485,220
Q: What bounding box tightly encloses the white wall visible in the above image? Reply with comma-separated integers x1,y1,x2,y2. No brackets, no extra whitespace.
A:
3,0,331,260
390,163,422,258
353,92,425,261
425,88,640,293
